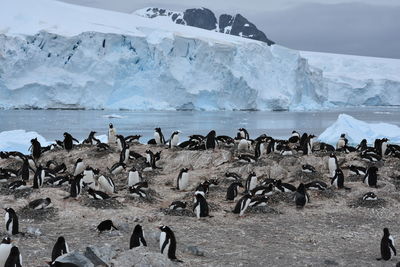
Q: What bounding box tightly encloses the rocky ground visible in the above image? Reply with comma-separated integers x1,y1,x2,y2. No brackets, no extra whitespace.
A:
1,142,400,267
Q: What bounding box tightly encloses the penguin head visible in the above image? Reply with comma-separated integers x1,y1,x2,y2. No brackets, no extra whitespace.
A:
45,197,51,203
109,123,113,128
76,158,83,163
382,138,389,142
297,183,306,193
63,132,68,137
329,153,336,157
335,169,343,175
158,225,167,231
130,167,137,172
1,237,11,244
383,228,390,236
134,224,143,232
340,133,346,138
4,207,15,213
56,236,66,243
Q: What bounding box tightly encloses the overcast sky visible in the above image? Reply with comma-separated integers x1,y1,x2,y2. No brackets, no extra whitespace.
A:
60,0,400,59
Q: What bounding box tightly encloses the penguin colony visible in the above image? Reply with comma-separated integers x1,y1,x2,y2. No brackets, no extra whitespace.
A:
0,125,400,265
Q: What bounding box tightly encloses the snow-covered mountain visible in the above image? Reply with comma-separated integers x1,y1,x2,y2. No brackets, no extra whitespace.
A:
134,7,275,45
0,0,398,111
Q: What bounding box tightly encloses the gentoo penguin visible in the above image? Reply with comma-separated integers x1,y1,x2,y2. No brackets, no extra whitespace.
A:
46,176,69,186
380,138,389,156
82,131,100,145
97,220,118,233
4,246,22,267
154,128,165,145
73,158,84,176
274,180,296,193
145,150,158,169
8,181,27,190
19,159,30,181
288,131,300,143
130,224,147,249
205,130,217,150
28,197,52,209
238,154,256,163
96,142,110,151
4,208,19,235
245,172,258,193
225,172,242,182
295,183,309,208
280,146,293,156
216,135,235,145
356,139,368,151
348,165,366,176
30,137,41,161
169,131,180,148
119,145,130,164
63,132,79,152
159,225,182,262
363,192,378,201
328,153,339,177
233,194,252,217
0,237,12,267
125,135,142,144
331,169,350,190
363,166,378,187
115,135,126,152
249,195,269,207
129,185,147,198
251,184,274,196
33,165,45,189
238,128,250,139
226,182,243,200
51,236,69,262
336,133,348,149
319,142,335,152
377,228,397,261
128,167,142,187
87,188,110,200
302,164,316,173
237,139,251,152
108,123,117,145
305,181,327,191
193,193,210,219
82,166,96,185
69,174,84,198
169,201,187,210
176,168,189,190
254,139,266,159
108,162,126,175
98,175,116,194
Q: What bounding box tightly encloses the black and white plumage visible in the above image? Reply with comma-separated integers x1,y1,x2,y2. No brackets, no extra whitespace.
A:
331,169,348,189
233,194,252,217
97,220,118,233
336,133,348,149
63,132,79,152
348,165,366,176
237,139,251,152
108,162,126,175
154,128,165,145
129,185,147,198
362,192,378,201
45,176,69,186
82,131,100,145
28,197,52,209
4,208,19,235
51,236,69,262
145,150,159,169
205,130,217,150
97,175,116,194
363,166,379,187
302,164,316,173
130,224,147,249
33,165,45,189
226,182,243,200
30,137,41,161
305,181,328,191
169,131,180,148
169,201,187,210
249,195,269,207
69,174,84,198
115,135,126,152
125,135,141,144
19,159,31,181
288,131,300,143
244,172,258,193
8,181,27,190
97,142,110,151
128,167,142,187
108,123,117,145
119,145,130,164
295,183,309,208
328,153,339,177
87,188,110,200
238,128,250,139
274,180,296,193
4,246,22,267
176,168,189,190
279,146,293,156
0,237,12,267
377,228,397,261
193,193,210,218
238,154,256,163
250,184,274,196
72,158,84,176
159,225,182,262
225,172,242,182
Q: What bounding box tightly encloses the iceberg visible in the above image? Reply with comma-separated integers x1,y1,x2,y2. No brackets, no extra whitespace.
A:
318,114,400,146
0,130,50,154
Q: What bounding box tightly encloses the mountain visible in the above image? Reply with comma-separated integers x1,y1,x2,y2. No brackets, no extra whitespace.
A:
135,7,274,45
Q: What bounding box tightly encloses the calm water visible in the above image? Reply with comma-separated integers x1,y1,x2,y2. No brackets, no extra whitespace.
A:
1,107,400,142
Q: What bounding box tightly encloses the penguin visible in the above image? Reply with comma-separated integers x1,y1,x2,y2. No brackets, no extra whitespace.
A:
108,123,117,145
274,180,296,193
63,132,78,152
52,163,67,174
0,237,12,267
154,128,165,145
361,153,381,162
295,183,309,208
328,153,338,177
169,131,180,148
82,131,100,145
73,158,84,176
19,159,30,181
225,172,242,182
348,165,366,176
356,139,368,151
176,168,189,190
380,138,389,156
125,135,141,144
129,186,147,198
119,145,130,164
30,137,41,161
193,193,210,219
363,192,377,201
238,128,250,139
249,195,269,207
128,167,142,187
169,201,187,210
97,175,116,194
237,139,252,152
4,246,22,267
159,225,182,262
145,150,158,169
69,174,84,198
331,168,350,190
205,130,217,150
51,236,69,262
32,165,45,189
8,181,27,190
238,154,256,163
280,146,293,156
233,194,252,217
97,220,118,233
302,164,316,173
28,197,52,209
130,224,147,249
226,182,243,201
245,172,258,193
87,188,110,200
96,142,110,151
288,131,300,143
254,139,266,159
363,166,378,187
216,135,235,145
319,142,335,152
377,228,396,261
129,150,144,160
108,162,126,175
305,181,327,191
45,176,69,186
261,178,278,186
4,208,19,235
251,184,274,196
115,135,126,152
82,166,96,185
336,133,348,149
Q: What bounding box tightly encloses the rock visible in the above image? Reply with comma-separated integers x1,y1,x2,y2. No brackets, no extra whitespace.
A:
85,245,117,265
111,246,175,267
184,245,205,256
26,226,42,236
55,251,94,267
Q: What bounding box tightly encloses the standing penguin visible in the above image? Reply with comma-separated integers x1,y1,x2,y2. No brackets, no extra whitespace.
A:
331,168,349,190
19,159,30,181
295,183,309,208
159,225,182,262
33,165,45,189
245,172,258,193
238,128,250,139
193,193,209,219
119,145,130,164
69,174,84,198
98,175,116,194
130,224,147,249
30,138,41,161
4,208,19,235
233,194,252,217
0,237,12,267
154,128,165,145
377,228,396,261
73,158,84,176
51,236,69,262
169,131,180,148
4,246,22,267
128,167,142,187
364,166,379,187
63,132,79,152
108,123,117,145
176,168,189,190
205,130,217,150
328,153,338,177
226,182,243,201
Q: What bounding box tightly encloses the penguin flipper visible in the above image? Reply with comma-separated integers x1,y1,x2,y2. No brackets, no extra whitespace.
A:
171,258,183,263
376,258,382,261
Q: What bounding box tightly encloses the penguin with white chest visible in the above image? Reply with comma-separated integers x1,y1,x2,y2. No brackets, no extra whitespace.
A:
176,168,189,190
73,158,84,176
128,167,142,187
108,123,117,145
328,153,339,177
51,236,69,262
4,208,19,235
154,128,165,145
377,228,396,261
169,131,180,148
28,197,52,209
4,246,22,267
32,165,45,189
295,183,309,208
244,172,258,193
130,224,147,249
98,175,116,194
233,194,252,217
193,192,210,219
226,182,243,201
159,225,182,262
363,166,378,187
0,237,12,267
